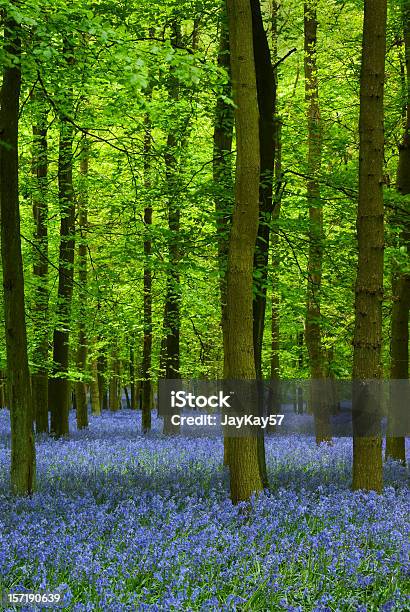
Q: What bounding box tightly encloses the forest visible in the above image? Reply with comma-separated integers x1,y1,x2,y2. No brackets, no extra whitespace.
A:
0,0,409,609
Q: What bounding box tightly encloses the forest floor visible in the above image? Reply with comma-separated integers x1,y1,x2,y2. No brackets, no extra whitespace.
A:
0,409,409,611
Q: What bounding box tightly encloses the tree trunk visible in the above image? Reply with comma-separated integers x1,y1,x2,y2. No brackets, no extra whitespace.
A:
130,341,136,410
251,0,276,380
0,11,36,494
386,0,410,465
0,371,7,409
31,89,49,434
225,0,263,504
142,111,153,432
248,0,276,488
163,21,182,436
90,357,101,415
270,127,282,423
49,41,75,438
352,0,387,493
98,351,107,410
75,139,89,430
109,348,119,412
266,0,282,429
213,11,234,332
303,1,330,444
213,11,234,466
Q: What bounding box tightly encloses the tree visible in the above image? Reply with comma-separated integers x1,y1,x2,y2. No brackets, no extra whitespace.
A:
49,40,76,437
0,8,36,494
141,107,153,432
352,0,387,492
386,0,410,464
163,20,183,436
75,138,90,430
213,8,234,335
224,0,263,503
251,0,276,381
303,0,330,444
31,89,49,434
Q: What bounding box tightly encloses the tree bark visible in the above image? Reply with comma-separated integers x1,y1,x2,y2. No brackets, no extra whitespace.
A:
251,0,276,381
130,341,136,410
386,0,410,464
213,11,234,334
49,40,75,438
31,89,49,434
0,11,36,494
248,0,276,488
225,0,264,504
163,21,182,436
142,111,153,432
352,0,387,492
75,139,89,430
303,1,330,444
109,347,120,412
98,350,107,410
213,11,235,466
90,356,101,415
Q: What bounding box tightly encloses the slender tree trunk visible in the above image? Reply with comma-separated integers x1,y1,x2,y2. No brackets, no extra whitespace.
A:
303,1,330,444
352,0,387,492
49,41,75,437
31,90,49,434
270,127,282,422
109,346,120,412
0,11,36,494
90,356,101,415
248,0,276,488
251,0,276,380
130,341,136,410
213,11,234,332
213,11,234,465
0,371,6,409
266,0,282,428
386,0,410,465
98,350,107,410
124,385,131,409
75,139,89,430
142,111,153,432
163,21,182,435
225,0,263,504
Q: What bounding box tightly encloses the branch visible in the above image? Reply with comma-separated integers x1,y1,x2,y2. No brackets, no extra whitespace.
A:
273,47,297,70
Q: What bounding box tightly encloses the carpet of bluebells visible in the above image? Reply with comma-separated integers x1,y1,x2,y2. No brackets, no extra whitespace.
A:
0,409,409,611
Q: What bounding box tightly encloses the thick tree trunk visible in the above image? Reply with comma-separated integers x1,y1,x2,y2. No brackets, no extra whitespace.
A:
225,0,263,504
303,2,330,444
31,90,49,434
49,42,75,437
75,139,89,430
0,12,36,494
386,0,410,465
352,0,387,492
142,113,153,432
